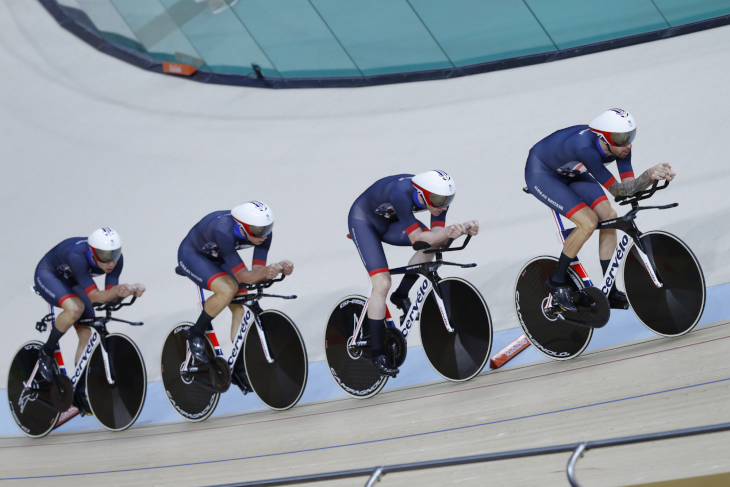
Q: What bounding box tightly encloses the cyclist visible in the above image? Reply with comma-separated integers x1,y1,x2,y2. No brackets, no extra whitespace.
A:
525,109,675,312
177,201,293,393
34,228,146,410
348,170,479,376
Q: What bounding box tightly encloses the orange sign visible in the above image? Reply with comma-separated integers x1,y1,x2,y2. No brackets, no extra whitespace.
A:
163,62,197,76
489,334,530,369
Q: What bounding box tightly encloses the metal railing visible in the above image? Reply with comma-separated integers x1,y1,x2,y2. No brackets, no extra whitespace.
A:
209,422,730,487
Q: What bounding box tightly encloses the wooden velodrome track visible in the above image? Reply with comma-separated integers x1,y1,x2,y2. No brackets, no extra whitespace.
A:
2,319,729,487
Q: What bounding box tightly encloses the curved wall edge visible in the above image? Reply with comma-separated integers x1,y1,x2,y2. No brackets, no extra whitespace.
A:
36,0,730,89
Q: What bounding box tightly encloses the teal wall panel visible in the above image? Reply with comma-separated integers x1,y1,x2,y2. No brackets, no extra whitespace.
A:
311,0,453,75
525,0,669,49
410,0,556,66
653,0,730,25
229,0,360,78
158,0,277,76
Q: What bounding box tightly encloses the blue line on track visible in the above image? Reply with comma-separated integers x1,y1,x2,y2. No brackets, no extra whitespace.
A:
3,377,728,481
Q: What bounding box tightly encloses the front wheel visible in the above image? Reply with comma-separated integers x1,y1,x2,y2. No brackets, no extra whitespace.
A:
160,323,220,422
421,278,493,381
623,231,705,337
244,310,308,410
324,295,388,399
6,341,61,438
86,334,147,431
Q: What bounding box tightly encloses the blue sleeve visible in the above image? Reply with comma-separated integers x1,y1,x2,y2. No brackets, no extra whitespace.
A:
577,147,618,189
104,255,123,289
390,189,421,236
213,228,246,274
616,151,635,180
252,233,272,267
430,208,447,229
67,252,98,296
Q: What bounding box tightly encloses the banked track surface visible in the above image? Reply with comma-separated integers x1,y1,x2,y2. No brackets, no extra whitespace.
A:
1,320,729,487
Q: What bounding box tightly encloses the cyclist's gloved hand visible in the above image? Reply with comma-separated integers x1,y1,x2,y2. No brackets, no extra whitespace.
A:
447,223,466,239
115,283,134,298
464,220,479,236
265,263,283,280
279,260,294,276
648,163,675,181
131,283,146,297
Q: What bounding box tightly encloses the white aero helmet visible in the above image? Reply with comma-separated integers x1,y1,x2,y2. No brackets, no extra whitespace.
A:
232,201,274,238
88,228,122,263
589,108,637,147
412,170,456,208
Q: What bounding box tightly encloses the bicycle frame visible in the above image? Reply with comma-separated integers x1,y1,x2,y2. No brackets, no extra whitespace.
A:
348,237,475,348
183,284,275,374
550,208,663,297
24,305,115,391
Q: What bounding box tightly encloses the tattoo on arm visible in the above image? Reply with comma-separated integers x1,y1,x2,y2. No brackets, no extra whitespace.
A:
608,171,651,197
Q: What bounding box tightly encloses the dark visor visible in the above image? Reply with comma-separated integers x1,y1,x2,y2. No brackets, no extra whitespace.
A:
612,128,636,147
95,247,122,263
429,193,455,208
247,223,274,238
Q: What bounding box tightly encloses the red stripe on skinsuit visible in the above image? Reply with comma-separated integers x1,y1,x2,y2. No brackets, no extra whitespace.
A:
58,294,77,306
206,272,228,290
566,203,588,219
590,195,608,210
368,268,388,277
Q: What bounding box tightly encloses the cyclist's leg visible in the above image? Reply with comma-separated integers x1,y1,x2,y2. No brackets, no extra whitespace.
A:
229,286,247,342
34,268,84,378
348,215,398,373
569,175,616,261
68,287,96,364
382,220,430,311
526,161,598,284
178,244,236,357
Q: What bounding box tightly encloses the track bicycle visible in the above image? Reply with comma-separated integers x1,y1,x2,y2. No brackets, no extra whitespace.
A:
7,292,146,438
515,181,705,360
325,236,492,399
160,268,308,421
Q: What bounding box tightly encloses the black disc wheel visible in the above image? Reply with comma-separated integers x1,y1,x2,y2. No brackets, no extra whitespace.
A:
6,342,60,438
514,257,592,360
324,295,388,399
421,278,493,381
244,310,308,410
160,323,219,422
623,231,705,337
86,334,146,431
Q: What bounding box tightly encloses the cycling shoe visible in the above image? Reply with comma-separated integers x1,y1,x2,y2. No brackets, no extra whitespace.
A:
371,353,399,378
545,279,578,313
608,289,630,310
187,335,213,364
389,294,412,325
37,348,58,382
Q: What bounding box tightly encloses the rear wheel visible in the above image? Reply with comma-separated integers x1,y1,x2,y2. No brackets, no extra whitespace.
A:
244,310,308,410
86,334,146,431
624,231,705,337
6,342,60,438
160,323,219,422
421,278,492,381
514,257,592,360
324,295,387,399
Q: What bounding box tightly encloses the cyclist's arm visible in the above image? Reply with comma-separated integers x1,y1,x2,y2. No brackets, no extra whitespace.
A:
67,253,119,303
607,164,674,196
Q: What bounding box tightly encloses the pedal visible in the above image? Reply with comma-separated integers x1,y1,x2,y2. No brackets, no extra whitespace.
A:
73,390,93,416
232,371,251,395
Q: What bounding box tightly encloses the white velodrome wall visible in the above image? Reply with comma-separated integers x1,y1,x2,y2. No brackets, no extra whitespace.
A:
1,1,729,386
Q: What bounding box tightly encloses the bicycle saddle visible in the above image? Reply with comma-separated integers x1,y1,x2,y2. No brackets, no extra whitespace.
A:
175,266,186,277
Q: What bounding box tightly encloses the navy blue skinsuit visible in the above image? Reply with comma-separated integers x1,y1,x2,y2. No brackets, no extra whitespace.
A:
348,175,447,276
525,125,635,218
34,237,123,320
178,211,271,289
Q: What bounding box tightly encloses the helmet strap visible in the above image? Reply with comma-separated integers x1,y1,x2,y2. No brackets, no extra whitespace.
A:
413,190,426,209
233,223,247,240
